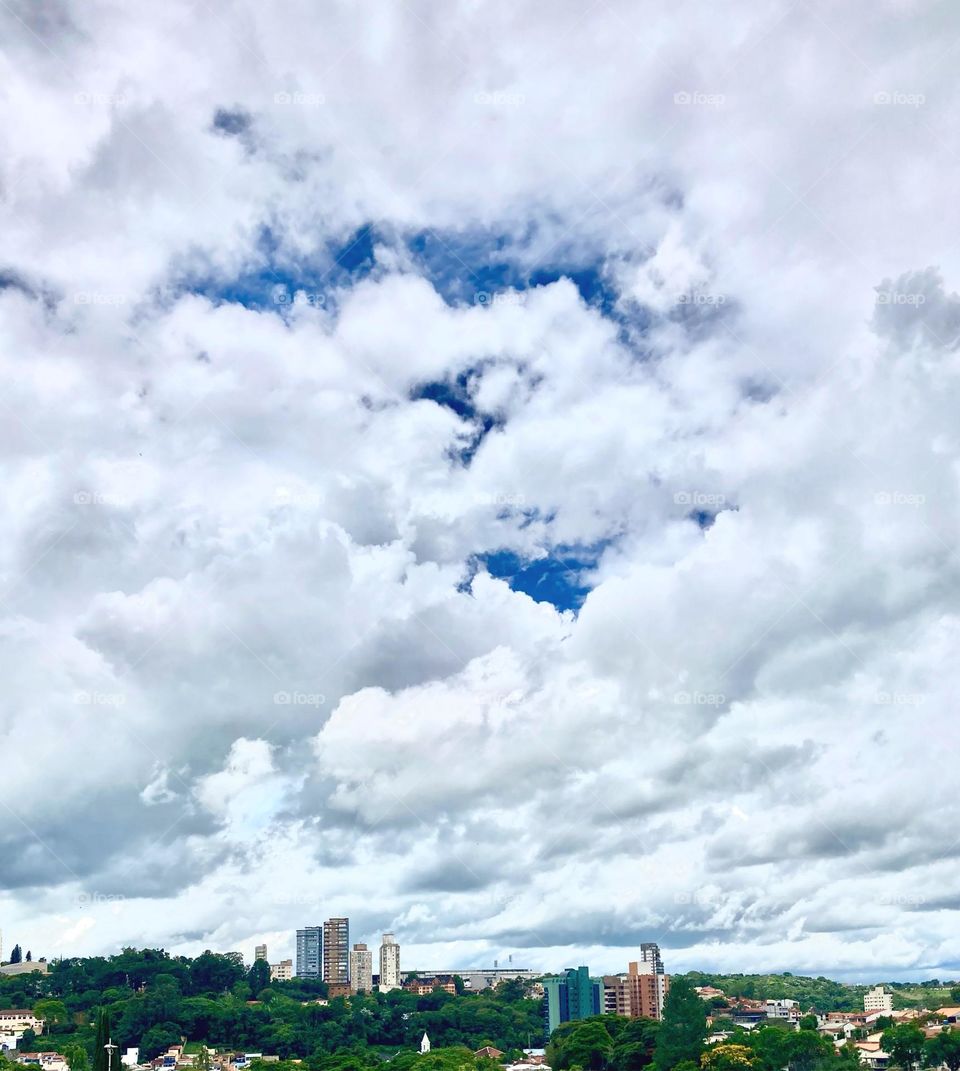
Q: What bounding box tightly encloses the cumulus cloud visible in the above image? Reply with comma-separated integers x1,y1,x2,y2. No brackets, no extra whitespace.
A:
0,0,958,982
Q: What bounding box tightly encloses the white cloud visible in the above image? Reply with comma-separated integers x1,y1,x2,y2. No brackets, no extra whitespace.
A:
0,0,958,981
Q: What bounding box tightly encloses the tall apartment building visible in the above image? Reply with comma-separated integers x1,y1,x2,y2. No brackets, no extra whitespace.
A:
603,966,670,1021
296,926,322,979
323,918,350,987
864,986,893,1014
639,943,664,974
255,944,268,962
270,959,293,982
350,943,374,994
379,932,401,992
543,967,603,1035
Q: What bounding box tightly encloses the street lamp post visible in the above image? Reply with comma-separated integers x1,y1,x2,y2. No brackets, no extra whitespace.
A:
105,1038,118,1071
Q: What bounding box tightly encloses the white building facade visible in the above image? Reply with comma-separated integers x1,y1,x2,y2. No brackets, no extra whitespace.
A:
379,933,400,992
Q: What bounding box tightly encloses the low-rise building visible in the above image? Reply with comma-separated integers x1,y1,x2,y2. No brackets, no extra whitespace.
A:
270,960,293,982
404,975,457,996
0,1013,43,1034
16,1053,68,1071
765,999,801,1023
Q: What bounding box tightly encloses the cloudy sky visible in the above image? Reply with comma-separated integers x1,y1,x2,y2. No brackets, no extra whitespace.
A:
1,0,959,983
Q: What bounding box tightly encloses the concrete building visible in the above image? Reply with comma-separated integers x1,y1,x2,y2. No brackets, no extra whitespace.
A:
603,962,671,1020
640,943,664,975
0,1012,44,1033
349,944,373,994
296,927,322,979
404,976,457,996
543,967,602,1035
400,967,539,991
270,960,293,982
864,987,893,1014
379,933,401,992
322,918,350,987
765,999,800,1022
255,945,267,962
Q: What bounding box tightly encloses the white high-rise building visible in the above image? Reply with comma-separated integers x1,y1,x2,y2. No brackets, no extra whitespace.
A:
350,944,373,993
864,986,893,1014
255,944,268,962
379,932,400,992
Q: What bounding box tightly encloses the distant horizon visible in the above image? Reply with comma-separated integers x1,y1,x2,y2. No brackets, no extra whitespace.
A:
9,944,960,988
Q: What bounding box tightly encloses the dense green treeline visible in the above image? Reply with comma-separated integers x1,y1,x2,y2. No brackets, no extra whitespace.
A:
683,973,960,1013
0,950,542,1066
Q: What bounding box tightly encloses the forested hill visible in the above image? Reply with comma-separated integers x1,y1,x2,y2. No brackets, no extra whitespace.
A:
0,949,543,1064
683,972,960,1011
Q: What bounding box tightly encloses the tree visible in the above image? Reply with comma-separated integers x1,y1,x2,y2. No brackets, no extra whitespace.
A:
33,999,68,1033
63,1045,91,1071
561,1021,615,1070
612,1018,660,1071
654,979,707,1071
950,987,960,1003
10,945,22,964
20,1029,38,1052
139,1023,183,1061
248,959,272,996
700,1045,757,1071
196,1046,212,1071
926,1030,960,1071
93,1009,117,1071
881,1025,925,1070
798,1016,819,1032
26,951,32,962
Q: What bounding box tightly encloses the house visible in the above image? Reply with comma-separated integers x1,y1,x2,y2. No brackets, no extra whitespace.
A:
475,1048,505,1060
853,1038,890,1069
15,1054,68,1071
404,976,457,996
0,1012,44,1034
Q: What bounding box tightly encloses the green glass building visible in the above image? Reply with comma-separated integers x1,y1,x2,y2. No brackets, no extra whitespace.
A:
542,966,603,1035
